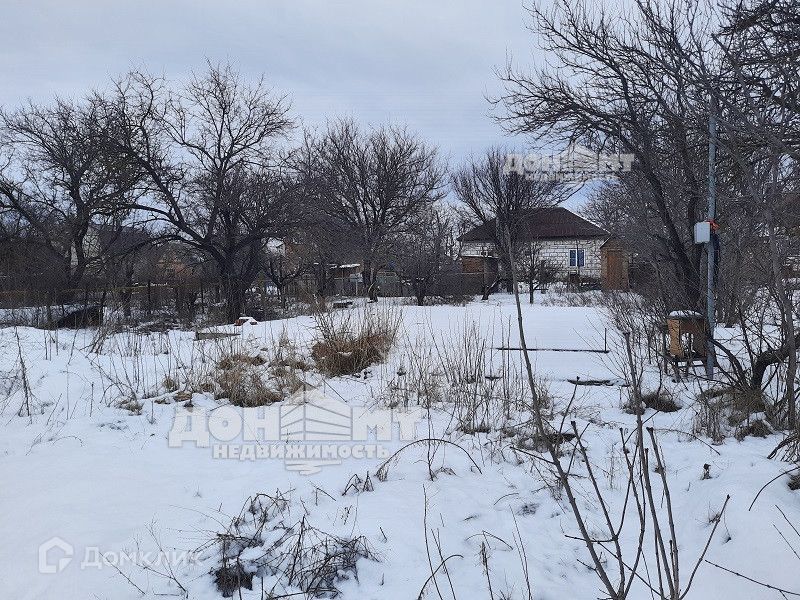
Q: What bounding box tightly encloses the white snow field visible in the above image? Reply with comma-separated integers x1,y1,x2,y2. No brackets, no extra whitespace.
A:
0,295,797,600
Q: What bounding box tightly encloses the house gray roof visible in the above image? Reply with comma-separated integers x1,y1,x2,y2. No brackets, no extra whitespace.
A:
459,207,608,242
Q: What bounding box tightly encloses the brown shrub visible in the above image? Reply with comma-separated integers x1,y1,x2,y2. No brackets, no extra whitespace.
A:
214,351,284,407
311,306,399,377
735,419,772,440
217,353,266,370
215,366,282,407
694,387,767,442
641,389,680,413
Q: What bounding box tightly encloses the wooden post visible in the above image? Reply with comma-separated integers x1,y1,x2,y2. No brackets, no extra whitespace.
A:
529,250,534,305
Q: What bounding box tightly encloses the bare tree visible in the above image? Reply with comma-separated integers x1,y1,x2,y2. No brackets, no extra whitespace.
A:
393,207,455,306
308,119,446,301
297,224,354,299
498,1,714,309
0,96,141,303
686,0,800,428
451,148,568,294
264,240,305,308
104,63,304,322
507,233,729,599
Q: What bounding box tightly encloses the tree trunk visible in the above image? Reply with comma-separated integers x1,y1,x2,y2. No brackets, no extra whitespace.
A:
277,283,287,309
122,263,134,320
413,279,426,306
363,260,379,301
314,263,328,298
368,282,379,302
221,274,247,323
748,326,800,392
481,276,500,301
363,259,378,302
500,254,514,292
767,206,796,428
529,260,535,304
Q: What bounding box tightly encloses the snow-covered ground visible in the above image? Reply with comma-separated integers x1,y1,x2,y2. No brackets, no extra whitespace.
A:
0,295,797,599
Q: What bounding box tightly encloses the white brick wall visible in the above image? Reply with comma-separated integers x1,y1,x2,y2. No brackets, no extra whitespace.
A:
462,237,605,279
461,242,495,258
533,238,604,278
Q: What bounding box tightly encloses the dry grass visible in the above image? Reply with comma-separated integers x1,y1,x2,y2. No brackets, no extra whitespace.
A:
735,418,772,440
436,324,525,433
311,305,400,377
214,362,283,407
161,375,179,393
383,322,530,435
210,491,375,598
212,335,308,407
82,323,311,412
217,352,266,370
117,396,144,415
271,330,312,372
641,388,680,413
540,289,604,307
213,353,273,407
693,387,767,442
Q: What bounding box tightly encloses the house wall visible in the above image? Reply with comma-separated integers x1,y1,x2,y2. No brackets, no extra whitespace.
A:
535,238,604,279
462,238,604,279
461,241,496,258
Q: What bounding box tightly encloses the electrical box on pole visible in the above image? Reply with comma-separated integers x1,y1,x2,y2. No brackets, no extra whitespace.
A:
694,221,711,244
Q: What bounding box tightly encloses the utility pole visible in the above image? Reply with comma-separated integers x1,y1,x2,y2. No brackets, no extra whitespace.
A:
705,99,717,379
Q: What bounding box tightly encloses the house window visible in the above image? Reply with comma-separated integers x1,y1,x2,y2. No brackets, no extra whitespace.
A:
569,248,585,267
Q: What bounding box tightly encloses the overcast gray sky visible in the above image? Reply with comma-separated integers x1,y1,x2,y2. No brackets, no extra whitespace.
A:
0,0,546,168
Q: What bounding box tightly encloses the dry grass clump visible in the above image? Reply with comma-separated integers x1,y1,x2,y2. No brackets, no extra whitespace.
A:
540,290,603,307
693,387,767,442
210,491,375,598
311,306,400,377
162,375,179,393
383,323,530,435
211,333,308,407
735,418,772,440
117,396,144,415
382,344,444,409
641,388,680,413
99,329,310,409
217,352,266,370
215,360,283,407
271,330,312,372
436,324,530,434
693,395,725,443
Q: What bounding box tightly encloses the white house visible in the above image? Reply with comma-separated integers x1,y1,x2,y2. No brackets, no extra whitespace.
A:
459,207,627,289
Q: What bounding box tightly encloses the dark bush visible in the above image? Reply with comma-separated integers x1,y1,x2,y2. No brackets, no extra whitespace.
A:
642,389,680,413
